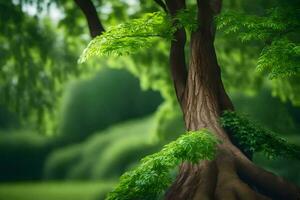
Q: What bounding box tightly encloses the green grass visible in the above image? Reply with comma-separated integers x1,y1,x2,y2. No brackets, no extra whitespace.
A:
0,182,115,200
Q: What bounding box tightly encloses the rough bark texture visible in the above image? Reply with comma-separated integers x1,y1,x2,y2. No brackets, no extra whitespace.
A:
164,0,300,199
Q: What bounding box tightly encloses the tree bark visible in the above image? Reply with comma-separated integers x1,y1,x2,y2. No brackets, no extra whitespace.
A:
164,0,300,199
74,0,104,38
165,0,187,106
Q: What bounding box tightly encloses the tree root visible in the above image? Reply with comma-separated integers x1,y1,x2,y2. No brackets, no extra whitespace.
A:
165,143,300,200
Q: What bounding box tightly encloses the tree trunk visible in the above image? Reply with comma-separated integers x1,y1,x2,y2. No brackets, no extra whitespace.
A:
164,0,300,199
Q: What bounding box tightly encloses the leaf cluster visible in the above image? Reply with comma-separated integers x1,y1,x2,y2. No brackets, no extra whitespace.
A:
257,38,300,79
79,12,175,62
217,7,300,79
220,111,300,160
106,130,218,200
79,7,199,62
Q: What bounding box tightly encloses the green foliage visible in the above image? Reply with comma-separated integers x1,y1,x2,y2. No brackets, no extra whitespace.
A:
231,89,300,135
0,106,19,130
79,12,174,61
220,111,300,160
78,11,177,142
79,8,199,62
217,7,300,78
270,76,300,106
257,38,300,79
0,1,85,132
153,102,185,141
43,144,83,180
106,130,218,200
217,8,296,42
217,6,300,105
215,39,263,95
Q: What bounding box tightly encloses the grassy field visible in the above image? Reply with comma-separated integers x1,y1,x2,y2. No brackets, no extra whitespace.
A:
0,182,115,200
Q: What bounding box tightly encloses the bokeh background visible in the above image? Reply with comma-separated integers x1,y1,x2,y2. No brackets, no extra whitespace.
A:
0,0,299,200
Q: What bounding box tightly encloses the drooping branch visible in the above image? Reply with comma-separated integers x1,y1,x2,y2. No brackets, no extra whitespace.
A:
74,0,105,38
165,0,188,105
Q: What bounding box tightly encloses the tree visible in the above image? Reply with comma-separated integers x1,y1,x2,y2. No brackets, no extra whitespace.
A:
78,0,300,199
1,0,299,199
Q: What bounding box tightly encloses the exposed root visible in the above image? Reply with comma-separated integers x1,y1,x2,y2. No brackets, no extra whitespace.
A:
165,143,300,200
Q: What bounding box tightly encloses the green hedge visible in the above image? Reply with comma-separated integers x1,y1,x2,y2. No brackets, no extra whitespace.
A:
0,131,52,181
57,68,162,144
44,116,159,180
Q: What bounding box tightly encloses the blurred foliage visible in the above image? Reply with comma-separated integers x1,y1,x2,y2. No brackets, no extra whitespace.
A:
0,130,52,181
153,103,185,142
0,1,83,132
56,68,161,144
217,4,300,105
44,116,158,180
254,145,300,186
90,135,157,180
44,113,185,181
232,89,300,135
0,106,19,130
0,0,176,134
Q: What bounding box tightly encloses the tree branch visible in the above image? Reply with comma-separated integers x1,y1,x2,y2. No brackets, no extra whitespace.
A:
197,0,222,42
74,0,105,38
153,0,168,13
165,0,187,105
